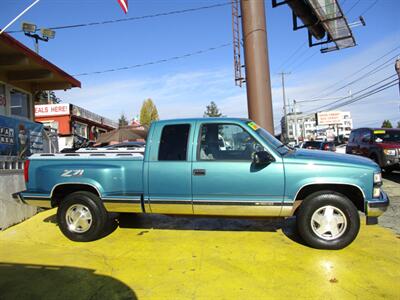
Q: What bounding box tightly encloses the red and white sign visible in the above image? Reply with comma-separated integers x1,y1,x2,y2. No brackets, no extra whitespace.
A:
35,104,70,117
117,0,128,14
316,111,343,125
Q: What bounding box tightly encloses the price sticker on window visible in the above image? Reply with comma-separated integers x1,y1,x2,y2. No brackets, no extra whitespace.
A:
247,122,260,131
374,130,386,134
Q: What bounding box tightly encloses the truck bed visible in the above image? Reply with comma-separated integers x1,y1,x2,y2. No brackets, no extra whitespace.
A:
25,152,144,200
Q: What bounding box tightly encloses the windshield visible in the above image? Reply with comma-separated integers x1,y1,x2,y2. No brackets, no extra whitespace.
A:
374,130,400,143
303,141,323,149
246,121,289,154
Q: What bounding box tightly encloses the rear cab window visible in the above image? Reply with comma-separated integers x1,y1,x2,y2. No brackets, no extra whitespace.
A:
158,124,190,161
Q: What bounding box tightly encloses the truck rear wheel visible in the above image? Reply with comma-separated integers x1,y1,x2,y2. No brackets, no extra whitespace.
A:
57,191,108,242
296,191,360,250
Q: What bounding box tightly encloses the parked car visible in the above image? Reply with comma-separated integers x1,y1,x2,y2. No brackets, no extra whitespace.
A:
15,118,389,250
335,144,347,154
346,128,400,173
302,141,336,151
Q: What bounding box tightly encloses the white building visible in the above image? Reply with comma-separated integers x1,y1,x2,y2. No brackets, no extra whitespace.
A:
281,111,353,142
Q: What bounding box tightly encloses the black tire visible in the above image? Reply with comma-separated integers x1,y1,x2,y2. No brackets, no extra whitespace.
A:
296,191,360,250
57,191,108,242
370,154,381,167
383,167,393,174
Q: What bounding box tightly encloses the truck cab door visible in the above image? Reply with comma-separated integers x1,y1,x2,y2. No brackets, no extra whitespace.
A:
191,121,286,216
146,123,193,214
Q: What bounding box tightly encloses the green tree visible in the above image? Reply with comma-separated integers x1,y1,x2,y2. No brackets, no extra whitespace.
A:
397,121,400,129
381,120,393,128
35,91,61,104
204,101,222,117
118,113,128,128
140,98,159,126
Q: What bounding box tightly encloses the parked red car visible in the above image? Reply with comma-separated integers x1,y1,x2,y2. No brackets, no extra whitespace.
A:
302,141,336,151
346,128,400,173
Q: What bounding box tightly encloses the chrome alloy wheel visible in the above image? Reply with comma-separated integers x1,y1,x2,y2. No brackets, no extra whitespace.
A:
66,204,93,233
310,205,347,240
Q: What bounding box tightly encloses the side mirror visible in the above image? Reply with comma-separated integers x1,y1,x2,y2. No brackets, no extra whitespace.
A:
253,151,274,165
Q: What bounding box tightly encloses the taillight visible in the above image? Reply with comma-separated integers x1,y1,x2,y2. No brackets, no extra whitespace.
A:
324,144,329,150
24,160,30,182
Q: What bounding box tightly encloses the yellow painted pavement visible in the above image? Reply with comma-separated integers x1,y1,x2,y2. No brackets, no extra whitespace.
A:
0,209,399,300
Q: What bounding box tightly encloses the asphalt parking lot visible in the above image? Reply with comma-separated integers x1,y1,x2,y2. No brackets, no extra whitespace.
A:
0,174,399,300
380,171,400,233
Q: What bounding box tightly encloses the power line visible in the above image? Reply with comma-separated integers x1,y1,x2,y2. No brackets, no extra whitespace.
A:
275,41,307,71
303,75,398,114
346,0,362,14
73,43,231,76
317,54,399,97
6,2,231,33
327,80,398,111
288,51,318,72
308,45,400,99
359,0,379,16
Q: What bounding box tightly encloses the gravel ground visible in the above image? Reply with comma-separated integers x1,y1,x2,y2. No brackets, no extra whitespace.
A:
379,171,400,234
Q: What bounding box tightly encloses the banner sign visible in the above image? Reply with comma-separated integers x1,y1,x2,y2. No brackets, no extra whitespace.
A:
35,103,70,117
0,115,44,159
316,111,343,125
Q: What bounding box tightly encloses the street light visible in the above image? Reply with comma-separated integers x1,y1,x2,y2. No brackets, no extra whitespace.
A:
21,22,55,54
41,28,55,39
22,22,36,34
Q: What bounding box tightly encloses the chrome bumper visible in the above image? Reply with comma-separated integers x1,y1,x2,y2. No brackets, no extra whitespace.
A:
366,191,390,217
12,192,52,208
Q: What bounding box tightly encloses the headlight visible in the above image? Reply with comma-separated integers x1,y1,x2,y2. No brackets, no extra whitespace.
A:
373,172,382,184
373,187,381,198
383,149,396,156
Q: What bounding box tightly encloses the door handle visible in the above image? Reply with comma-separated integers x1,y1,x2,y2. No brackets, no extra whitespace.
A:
193,169,206,176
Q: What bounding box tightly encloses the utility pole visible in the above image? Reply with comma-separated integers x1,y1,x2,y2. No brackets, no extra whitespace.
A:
279,71,290,142
240,0,274,134
293,99,298,144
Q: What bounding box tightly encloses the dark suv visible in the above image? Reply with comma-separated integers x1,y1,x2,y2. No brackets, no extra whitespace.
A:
346,128,400,172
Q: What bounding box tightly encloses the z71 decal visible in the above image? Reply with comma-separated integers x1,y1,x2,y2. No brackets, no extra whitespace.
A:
61,169,84,177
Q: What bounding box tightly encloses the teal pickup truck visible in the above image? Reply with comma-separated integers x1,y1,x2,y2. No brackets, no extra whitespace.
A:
16,118,389,249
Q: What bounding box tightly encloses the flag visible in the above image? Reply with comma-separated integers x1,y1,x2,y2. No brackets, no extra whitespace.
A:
117,0,128,14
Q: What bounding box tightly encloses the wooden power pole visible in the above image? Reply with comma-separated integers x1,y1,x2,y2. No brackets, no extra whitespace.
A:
240,0,274,134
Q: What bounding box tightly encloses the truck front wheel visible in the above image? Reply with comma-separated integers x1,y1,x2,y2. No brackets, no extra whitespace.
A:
296,191,360,250
57,191,108,242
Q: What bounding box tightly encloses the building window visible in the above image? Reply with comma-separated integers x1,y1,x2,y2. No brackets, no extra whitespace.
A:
74,122,88,138
10,89,30,119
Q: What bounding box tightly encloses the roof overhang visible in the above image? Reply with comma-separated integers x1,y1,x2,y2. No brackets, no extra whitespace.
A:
0,32,81,91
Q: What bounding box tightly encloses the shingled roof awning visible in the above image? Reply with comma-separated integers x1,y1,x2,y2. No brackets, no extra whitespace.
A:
0,32,80,91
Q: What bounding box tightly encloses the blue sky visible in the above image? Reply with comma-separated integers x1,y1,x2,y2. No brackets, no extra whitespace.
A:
2,0,400,132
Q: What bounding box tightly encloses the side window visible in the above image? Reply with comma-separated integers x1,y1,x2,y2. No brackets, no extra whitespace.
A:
354,130,363,143
348,132,355,143
158,124,190,161
360,130,372,143
198,123,263,161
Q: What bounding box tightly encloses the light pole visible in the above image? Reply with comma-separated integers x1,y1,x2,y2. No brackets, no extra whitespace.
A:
22,22,56,104
279,72,290,142
22,22,55,54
